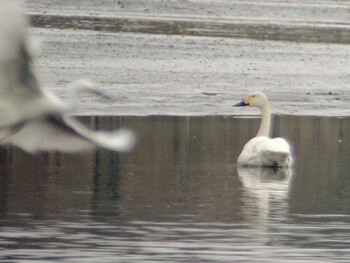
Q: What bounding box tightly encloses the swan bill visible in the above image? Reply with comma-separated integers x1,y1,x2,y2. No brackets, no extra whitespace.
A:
234,100,248,107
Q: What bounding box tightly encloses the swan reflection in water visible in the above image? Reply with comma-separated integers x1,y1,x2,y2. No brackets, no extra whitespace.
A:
237,166,293,225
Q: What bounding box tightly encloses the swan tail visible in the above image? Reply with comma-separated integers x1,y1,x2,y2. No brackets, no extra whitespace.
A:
261,150,292,168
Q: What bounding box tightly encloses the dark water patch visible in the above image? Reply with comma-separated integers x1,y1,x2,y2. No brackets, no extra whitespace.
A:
29,14,350,44
1,115,350,262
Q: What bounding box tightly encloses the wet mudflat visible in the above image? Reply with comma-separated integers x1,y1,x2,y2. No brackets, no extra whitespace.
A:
31,27,350,116
1,115,350,262
24,0,350,116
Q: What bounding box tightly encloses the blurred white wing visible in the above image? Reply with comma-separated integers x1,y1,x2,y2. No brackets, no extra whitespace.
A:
4,116,135,153
0,0,67,127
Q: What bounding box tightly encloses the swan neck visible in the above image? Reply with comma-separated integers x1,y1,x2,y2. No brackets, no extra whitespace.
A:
257,104,270,137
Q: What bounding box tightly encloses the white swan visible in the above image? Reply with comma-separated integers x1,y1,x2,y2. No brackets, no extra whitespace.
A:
234,91,292,167
0,1,135,152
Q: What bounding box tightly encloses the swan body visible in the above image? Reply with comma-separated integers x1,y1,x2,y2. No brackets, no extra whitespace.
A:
0,1,135,152
237,136,292,167
234,92,292,167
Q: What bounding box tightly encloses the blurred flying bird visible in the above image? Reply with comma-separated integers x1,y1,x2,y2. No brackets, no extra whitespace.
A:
0,1,135,152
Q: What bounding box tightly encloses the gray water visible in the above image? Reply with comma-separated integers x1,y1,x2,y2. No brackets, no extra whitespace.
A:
1,115,350,262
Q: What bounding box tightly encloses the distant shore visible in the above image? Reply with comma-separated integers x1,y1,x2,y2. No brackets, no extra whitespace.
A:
25,1,350,116
30,14,350,44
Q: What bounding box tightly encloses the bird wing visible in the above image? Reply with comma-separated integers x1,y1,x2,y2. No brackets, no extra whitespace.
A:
0,1,68,127
259,137,292,167
3,115,136,153
0,1,41,95
238,136,292,167
260,137,291,154
237,136,269,166
61,116,136,152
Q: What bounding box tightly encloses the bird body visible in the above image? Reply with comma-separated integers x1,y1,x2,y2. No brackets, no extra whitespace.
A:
237,136,292,167
235,92,292,168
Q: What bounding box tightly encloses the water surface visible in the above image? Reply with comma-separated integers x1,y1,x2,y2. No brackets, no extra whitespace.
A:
1,115,350,262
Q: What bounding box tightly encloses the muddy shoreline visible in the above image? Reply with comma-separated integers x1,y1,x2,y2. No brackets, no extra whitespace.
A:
30,14,350,44
24,1,350,116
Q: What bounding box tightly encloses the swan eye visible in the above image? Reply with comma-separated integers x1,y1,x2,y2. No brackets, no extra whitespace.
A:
252,95,255,98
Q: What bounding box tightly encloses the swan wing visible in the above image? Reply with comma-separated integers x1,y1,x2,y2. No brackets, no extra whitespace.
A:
4,115,136,153
237,136,269,166
0,1,68,127
237,136,292,167
0,1,43,95
62,116,136,152
259,138,292,167
260,137,291,153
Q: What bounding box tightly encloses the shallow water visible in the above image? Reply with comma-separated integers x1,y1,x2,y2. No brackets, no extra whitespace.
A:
1,115,350,262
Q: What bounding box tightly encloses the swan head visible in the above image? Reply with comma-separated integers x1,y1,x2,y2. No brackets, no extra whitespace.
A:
234,91,268,108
